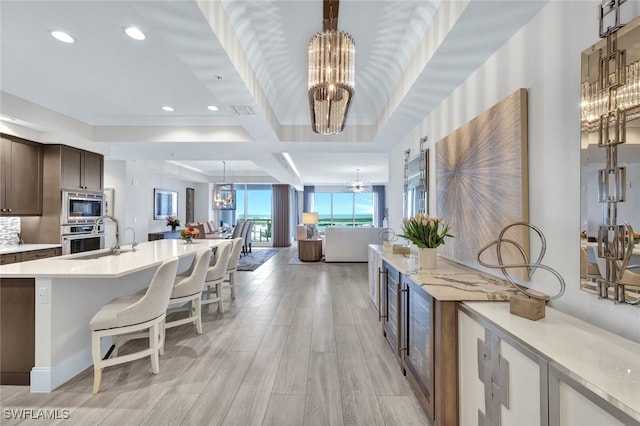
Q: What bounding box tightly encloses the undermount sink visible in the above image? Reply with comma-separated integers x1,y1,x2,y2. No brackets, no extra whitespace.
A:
64,249,135,260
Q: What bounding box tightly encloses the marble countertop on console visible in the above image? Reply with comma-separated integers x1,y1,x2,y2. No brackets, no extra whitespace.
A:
0,239,223,278
0,244,62,255
371,245,518,301
463,301,640,422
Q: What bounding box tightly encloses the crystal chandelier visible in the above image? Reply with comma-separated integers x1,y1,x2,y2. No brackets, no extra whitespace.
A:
213,161,236,210
580,58,640,132
308,0,355,135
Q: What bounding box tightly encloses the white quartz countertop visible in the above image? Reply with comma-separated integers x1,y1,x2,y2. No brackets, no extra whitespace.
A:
0,239,223,278
371,245,518,301
463,301,640,422
0,244,61,255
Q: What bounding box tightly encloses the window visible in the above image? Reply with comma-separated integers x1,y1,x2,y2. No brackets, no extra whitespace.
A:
313,191,374,229
233,184,272,242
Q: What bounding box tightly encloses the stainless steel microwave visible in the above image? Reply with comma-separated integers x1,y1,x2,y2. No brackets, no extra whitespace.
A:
62,190,105,224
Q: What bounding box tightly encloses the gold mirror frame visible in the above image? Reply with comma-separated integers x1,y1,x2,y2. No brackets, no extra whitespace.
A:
580,15,640,304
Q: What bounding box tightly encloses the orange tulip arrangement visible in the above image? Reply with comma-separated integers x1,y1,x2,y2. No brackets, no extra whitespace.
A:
180,226,200,240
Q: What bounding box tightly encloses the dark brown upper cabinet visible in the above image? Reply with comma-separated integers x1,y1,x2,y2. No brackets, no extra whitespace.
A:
60,145,103,191
0,135,43,216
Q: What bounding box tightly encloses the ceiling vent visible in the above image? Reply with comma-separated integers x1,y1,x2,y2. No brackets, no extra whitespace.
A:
232,105,255,116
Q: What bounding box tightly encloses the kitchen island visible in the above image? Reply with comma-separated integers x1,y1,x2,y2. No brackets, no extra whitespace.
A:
0,239,224,392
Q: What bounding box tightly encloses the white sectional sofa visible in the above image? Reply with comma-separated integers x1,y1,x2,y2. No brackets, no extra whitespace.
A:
323,227,384,262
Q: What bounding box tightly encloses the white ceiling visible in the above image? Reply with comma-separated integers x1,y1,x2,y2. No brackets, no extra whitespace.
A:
0,0,547,188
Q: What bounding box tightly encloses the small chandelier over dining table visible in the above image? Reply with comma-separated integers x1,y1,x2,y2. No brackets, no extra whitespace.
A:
308,0,355,135
213,161,236,210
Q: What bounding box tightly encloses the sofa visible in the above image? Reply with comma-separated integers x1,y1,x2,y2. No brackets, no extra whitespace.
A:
323,227,384,262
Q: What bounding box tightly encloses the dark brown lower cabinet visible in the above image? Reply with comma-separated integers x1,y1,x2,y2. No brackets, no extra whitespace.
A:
401,275,459,426
0,278,35,385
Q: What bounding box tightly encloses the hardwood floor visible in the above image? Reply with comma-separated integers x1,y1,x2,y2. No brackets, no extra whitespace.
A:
0,246,432,425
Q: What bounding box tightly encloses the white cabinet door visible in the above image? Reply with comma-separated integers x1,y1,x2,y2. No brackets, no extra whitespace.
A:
555,381,626,426
499,338,542,426
459,307,546,426
548,366,636,426
367,247,381,311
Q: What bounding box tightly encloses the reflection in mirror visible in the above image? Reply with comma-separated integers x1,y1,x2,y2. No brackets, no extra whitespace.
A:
404,138,428,219
580,15,640,303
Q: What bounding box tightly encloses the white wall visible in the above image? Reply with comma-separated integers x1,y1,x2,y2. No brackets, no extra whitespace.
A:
389,1,640,343
104,160,209,243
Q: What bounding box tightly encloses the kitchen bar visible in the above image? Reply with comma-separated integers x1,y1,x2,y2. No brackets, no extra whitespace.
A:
0,238,224,393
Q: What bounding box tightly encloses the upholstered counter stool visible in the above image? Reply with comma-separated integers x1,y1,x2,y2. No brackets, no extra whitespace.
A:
224,237,244,300
202,240,232,313
89,258,178,394
165,247,212,334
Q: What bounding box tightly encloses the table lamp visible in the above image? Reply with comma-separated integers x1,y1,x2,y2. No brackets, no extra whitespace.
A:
302,212,319,240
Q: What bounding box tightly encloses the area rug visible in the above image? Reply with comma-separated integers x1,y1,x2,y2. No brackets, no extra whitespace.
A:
237,249,279,271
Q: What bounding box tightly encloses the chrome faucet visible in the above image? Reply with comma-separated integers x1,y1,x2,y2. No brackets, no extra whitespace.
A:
123,226,138,251
93,215,120,254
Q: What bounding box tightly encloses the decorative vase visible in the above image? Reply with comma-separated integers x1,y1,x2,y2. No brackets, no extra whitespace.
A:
419,247,437,270
171,225,177,232
183,237,193,244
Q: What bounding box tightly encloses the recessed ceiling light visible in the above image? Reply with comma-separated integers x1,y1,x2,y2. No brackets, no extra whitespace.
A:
50,30,74,43
207,105,219,111
124,26,145,41
162,106,174,112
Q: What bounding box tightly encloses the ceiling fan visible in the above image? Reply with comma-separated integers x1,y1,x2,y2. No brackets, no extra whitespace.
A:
346,168,372,193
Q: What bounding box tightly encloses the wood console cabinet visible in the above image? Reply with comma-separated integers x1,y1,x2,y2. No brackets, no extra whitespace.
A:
401,275,458,425
61,145,103,191
0,134,43,216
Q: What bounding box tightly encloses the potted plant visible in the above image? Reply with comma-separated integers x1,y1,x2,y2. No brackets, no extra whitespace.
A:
399,213,454,269
166,216,180,232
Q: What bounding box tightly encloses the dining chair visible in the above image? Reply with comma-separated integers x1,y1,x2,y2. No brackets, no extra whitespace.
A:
89,257,178,394
224,237,244,300
580,246,600,279
231,220,245,240
165,247,212,334
242,221,254,255
202,240,233,313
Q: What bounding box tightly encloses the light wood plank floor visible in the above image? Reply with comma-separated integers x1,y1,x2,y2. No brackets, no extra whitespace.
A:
0,246,432,426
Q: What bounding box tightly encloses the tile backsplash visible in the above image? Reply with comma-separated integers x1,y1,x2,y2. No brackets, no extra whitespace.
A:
0,217,21,246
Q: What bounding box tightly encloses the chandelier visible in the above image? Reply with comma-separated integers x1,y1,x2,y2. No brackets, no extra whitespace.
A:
213,161,236,210
347,168,372,193
580,58,640,132
308,0,355,135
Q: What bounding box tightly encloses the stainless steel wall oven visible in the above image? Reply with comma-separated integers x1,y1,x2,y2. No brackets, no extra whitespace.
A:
60,221,105,255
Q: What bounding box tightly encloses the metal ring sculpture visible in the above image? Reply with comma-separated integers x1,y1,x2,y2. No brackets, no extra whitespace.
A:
476,222,565,301
379,228,397,243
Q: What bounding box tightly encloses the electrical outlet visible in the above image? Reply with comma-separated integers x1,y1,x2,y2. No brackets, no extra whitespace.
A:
38,287,49,304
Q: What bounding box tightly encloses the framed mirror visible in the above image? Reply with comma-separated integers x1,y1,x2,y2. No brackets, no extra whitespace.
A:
404,142,428,219
580,16,640,302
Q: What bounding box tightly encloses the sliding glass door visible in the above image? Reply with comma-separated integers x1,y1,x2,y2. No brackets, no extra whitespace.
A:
235,184,273,244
